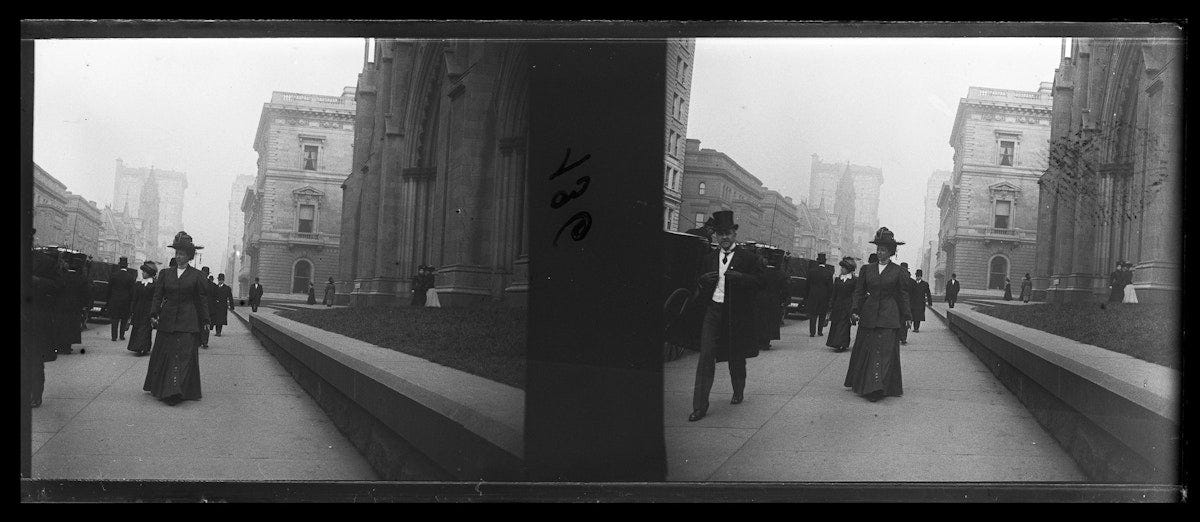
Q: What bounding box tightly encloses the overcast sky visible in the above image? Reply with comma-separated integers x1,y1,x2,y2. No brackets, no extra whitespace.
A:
34,36,1062,269
687,37,1064,265
34,38,365,268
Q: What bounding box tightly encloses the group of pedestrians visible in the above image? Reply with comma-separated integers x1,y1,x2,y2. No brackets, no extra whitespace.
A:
685,210,940,422
26,248,92,407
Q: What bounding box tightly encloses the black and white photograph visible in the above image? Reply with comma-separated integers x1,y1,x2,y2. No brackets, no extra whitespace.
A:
19,20,1186,502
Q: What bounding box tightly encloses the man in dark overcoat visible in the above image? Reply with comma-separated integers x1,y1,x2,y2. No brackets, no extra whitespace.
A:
688,210,764,422
945,272,961,308
1108,261,1128,303
54,254,89,354
909,269,933,333
898,262,913,344
804,253,833,337
754,250,789,350
28,251,62,407
248,277,264,312
197,267,215,348
210,273,233,336
106,256,138,341
410,265,429,306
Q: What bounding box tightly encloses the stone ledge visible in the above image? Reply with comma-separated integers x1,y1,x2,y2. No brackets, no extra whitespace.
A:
238,308,525,480
933,305,1179,483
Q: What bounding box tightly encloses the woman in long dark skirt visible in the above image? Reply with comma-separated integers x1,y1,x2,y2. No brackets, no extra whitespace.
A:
844,227,911,402
144,232,209,405
825,256,857,352
1003,277,1013,301
126,261,158,356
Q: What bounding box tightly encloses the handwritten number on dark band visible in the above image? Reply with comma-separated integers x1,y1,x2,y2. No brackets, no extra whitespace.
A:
553,211,592,246
549,148,592,180
550,176,591,209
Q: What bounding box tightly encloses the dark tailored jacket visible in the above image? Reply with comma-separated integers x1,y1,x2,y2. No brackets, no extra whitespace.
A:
54,270,89,346
755,265,789,342
827,274,857,319
30,273,62,361
128,280,157,327
323,283,336,301
851,261,912,329
150,266,210,333
210,284,233,325
248,283,264,304
692,246,765,362
804,264,833,315
909,278,933,322
106,267,138,317
945,279,961,299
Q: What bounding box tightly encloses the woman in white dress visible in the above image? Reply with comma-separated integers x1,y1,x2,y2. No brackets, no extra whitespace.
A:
424,266,441,307
1122,262,1138,303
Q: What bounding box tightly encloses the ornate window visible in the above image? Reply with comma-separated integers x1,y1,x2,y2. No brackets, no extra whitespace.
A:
988,182,1020,230
994,200,1011,229
292,186,325,236
299,134,326,171
298,204,316,233
698,182,706,196
996,131,1021,167
303,145,319,170
695,213,705,227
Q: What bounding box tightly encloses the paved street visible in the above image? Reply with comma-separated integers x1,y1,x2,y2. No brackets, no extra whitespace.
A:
664,305,1086,482
30,308,377,481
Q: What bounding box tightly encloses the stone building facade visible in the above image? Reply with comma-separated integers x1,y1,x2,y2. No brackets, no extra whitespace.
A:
112,159,184,262
680,139,767,243
32,163,69,248
760,189,799,250
808,154,869,260
337,40,532,307
63,194,103,260
1035,38,1182,304
225,174,256,297
98,206,140,264
939,85,1053,293
792,199,833,261
243,89,355,298
663,39,697,232
922,169,952,292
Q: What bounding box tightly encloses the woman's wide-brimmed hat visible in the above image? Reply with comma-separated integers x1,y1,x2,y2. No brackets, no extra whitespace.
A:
838,256,857,272
140,260,158,277
168,231,203,251
868,227,905,247
709,210,739,233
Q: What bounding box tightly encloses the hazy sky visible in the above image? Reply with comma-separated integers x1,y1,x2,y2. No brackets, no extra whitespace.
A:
687,37,1064,265
33,38,365,268
34,36,1062,269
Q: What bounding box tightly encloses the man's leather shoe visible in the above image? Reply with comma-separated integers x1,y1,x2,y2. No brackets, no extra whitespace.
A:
731,393,744,405
688,410,706,422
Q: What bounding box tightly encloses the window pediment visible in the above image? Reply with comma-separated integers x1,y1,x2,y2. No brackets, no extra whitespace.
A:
292,186,325,205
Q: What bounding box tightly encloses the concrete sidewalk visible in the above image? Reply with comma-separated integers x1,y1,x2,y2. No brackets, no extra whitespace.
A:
31,313,377,481
664,307,1085,482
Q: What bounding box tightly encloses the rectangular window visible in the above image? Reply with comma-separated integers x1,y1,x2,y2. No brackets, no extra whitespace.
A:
999,141,1014,166
695,213,705,227
303,145,319,170
298,204,315,233
994,200,1011,229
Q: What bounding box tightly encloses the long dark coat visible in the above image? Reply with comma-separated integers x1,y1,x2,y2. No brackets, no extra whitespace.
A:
126,280,157,354
106,267,138,320
909,279,932,321
209,284,232,325
323,283,335,304
689,247,764,362
804,264,833,315
755,266,788,342
410,274,427,306
248,283,264,305
852,262,912,329
825,274,857,349
30,271,62,362
54,270,88,346
151,266,211,333
945,279,960,300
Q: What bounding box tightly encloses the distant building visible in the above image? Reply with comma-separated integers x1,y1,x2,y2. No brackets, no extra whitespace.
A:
922,169,952,292
792,199,833,261
681,139,766,243
225,174,256,297
809,155,874,260
32,163,69,248
1035,39,1181,304
760,189,798,250
242,89,355,298
98,206,140,264
663,39,697,232
112,159,185,262
939,84,1052,294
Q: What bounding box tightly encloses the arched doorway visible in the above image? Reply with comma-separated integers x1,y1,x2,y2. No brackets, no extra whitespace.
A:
292,258,313,294
988,255,1009,290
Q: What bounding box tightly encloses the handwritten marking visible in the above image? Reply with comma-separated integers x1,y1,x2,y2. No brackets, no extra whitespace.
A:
553,211,592,246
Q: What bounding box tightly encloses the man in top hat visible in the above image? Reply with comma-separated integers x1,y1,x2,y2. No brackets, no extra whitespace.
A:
909,269,933,333
898,262,912,344
945,272,960,308
1109,261,1129,303
411,265,430,306
804,253,833,338
248,277,264,312
689,210,764,422
197,266,215,348
106,256,139,341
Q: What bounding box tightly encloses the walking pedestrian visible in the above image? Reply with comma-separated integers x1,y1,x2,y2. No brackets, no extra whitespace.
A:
1121,263,1138,303
755,251,788,351
306,281,317,305
28,251,62,407
688,210,763,422
910,269,933,333
197,267,214,348
898,262,912,345
211,274,233,337
106,256,138,341
248,277,264,312
53,254,88,355
1019,273,1033,303
945,273,960,308
143,231,208,405
805,253,833,338
410,265,429,306
844,227,911,402
825,256,857,352
125,261,158,356
424,266,441,308
1003,277,1013,301
323,277,336,307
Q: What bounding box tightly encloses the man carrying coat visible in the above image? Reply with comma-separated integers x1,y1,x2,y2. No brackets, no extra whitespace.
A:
689,210,763,422
805,253,833,337
106,256,138,341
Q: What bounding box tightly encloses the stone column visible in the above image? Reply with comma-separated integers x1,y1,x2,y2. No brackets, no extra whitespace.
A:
351,47,385,307
1132,42,1182,305
502,136,529,307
